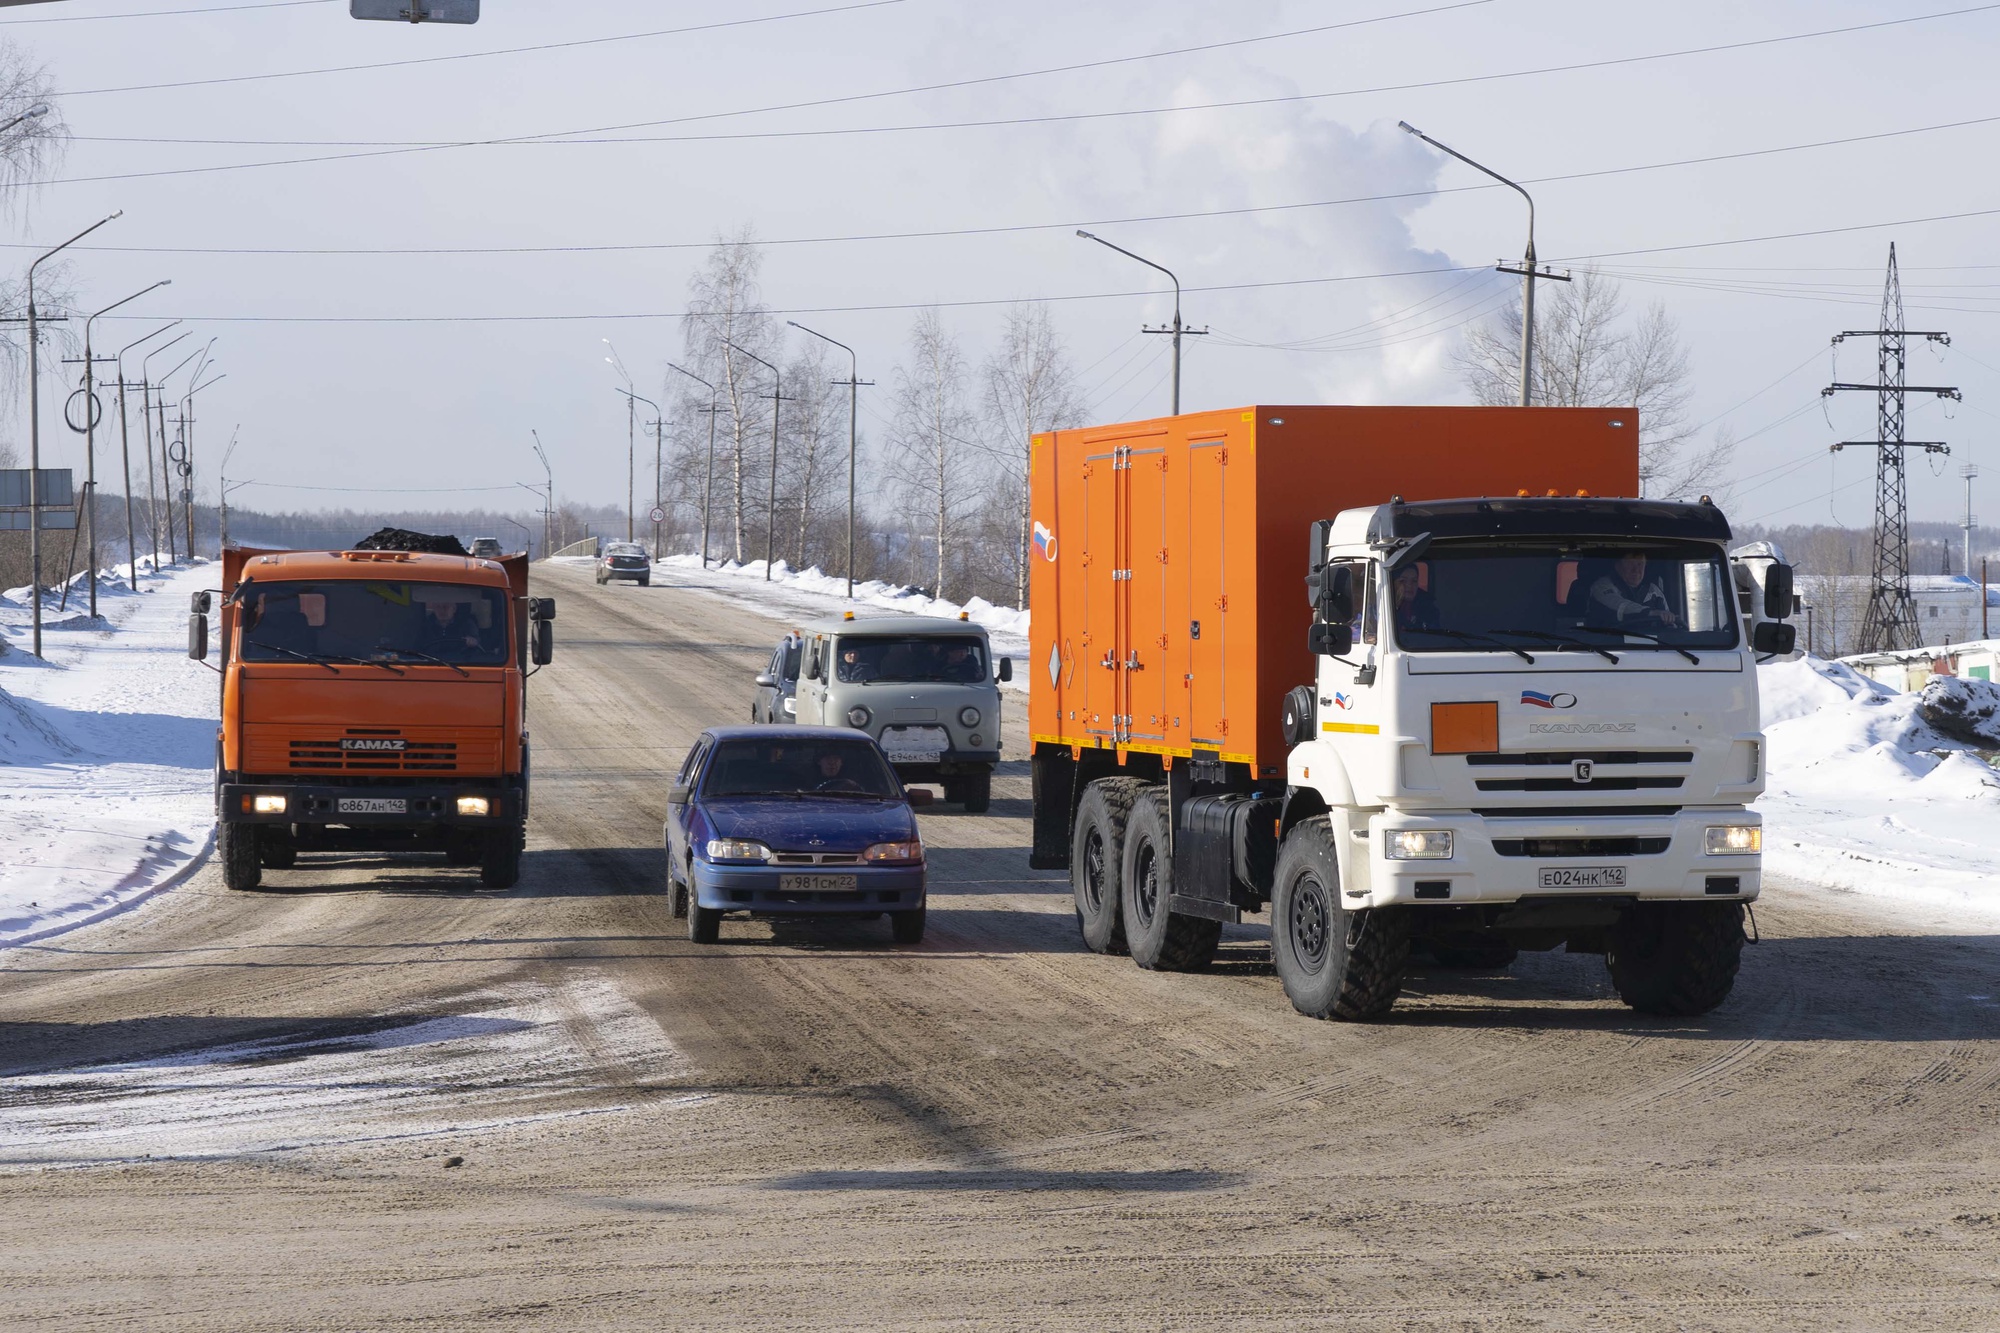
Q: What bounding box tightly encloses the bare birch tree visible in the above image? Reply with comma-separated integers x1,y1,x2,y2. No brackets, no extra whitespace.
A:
982,303,1084,608
890,309,979,600
780,339,845,569
682,232,774,562
1456,267,1729,499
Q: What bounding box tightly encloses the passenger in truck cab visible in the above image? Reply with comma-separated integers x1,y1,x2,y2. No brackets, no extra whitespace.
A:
1589,553,1680,630
1391,564,1439,632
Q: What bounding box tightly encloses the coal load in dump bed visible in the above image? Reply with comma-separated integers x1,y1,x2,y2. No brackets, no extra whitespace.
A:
352,528,469,556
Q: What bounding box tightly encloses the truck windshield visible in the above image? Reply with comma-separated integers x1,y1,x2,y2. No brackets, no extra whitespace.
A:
702,737,900,798
1389,541,1738,653
835,636,988,683
238,580,510,666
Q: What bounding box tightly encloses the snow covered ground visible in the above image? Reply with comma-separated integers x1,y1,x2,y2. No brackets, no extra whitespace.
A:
0,559,218,946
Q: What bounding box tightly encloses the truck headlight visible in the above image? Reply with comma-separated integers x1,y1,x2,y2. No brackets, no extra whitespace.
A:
706,838,772,862
1704,825,1761,855
456,796,491,817
846,706,871,728
1385,829,1453,860
863,840,923,864
959,706,981,727
249,794,287,815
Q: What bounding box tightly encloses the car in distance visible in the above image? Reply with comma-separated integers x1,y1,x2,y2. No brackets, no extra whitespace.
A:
467,536,504,560
752,633,803,723
792,614,1012,812
595,541,651,586
665,726,931,944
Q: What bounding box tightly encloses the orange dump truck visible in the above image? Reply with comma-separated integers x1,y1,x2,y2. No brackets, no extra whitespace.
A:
1030,406,1797,1019
190,542,555,891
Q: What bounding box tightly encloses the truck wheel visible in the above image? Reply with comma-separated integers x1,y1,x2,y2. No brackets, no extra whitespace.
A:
479,823,524,889
960,768,992,814
258,827,297,870
445,834,481,867
219,823,263,892
1071,778,1144,955
688,897,721,944
1120,788,1221,972
1270,816,1409,1020
1606,902,1745,1016
890,904,927,944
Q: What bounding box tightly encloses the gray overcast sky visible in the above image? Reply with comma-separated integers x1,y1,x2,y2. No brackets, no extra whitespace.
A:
7,0,2000,531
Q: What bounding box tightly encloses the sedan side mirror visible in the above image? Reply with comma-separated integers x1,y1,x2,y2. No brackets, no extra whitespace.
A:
188,612,209,661
755,672,775,688
531,618,554,666
996,657,1012,683
665,784,691,806
906,787,935,808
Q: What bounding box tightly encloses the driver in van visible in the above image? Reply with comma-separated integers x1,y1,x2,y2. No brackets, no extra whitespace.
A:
1589,553,1681,630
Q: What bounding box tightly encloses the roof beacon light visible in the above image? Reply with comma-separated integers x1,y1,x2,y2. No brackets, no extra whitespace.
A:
959,611,970,621
843,610,856,621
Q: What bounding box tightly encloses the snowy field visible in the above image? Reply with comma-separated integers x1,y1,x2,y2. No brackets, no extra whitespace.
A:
0,559,218,946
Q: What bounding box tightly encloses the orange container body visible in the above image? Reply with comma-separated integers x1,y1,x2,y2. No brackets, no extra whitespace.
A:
1027,405,1639,775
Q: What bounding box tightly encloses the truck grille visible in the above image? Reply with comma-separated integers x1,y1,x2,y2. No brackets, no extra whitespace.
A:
1466,749,1690,794
1475,775,1683,792
1492,837,1672,858
1465,751,1693,766
288,737,459,773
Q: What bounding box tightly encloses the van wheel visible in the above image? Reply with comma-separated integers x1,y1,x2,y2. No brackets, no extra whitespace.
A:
1607,902,1745,1015
1120,788,1221,972
1270,816,1408,1020
1070,778,1144,954
479,823,524,889
219,823,262,892
960,768,992,814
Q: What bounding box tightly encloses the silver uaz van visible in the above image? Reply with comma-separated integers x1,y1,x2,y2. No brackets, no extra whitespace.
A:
793,614,1011,811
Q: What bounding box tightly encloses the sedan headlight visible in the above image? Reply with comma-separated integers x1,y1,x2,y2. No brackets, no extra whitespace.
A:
1385,829,1453,860
863,840,923,864
705,838,772,862
1704,825,1762,855
846,705,871,728
958,706,981,727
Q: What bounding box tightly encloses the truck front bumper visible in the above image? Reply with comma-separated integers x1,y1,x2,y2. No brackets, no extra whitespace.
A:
219,781,520,827
1354,807,1761,907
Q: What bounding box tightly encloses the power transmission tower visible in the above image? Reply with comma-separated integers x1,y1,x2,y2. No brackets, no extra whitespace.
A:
1822,243,1958,653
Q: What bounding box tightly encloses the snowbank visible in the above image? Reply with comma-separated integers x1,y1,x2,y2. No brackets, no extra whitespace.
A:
0,559,218,946
1758,656,2000,921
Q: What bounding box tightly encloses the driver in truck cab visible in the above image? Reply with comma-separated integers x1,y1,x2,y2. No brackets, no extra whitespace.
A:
1589,552,1681,630
419,593,487,655
1391,564,1439,633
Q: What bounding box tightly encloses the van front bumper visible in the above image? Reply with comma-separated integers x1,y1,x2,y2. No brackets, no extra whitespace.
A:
1353,807,1761,907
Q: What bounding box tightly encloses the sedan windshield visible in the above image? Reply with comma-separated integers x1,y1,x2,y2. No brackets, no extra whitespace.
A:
1389,541,1739,653
835,635,987,683
702,737,900,798
238,580,510,666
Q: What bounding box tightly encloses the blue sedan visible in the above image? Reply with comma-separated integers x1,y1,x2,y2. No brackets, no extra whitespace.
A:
665,726,931,945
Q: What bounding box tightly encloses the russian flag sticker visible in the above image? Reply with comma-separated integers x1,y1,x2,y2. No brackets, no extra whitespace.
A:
1033,521,1058,562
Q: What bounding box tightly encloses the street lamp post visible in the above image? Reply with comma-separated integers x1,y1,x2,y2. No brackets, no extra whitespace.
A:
615,386,661,557
724,339,786,580
217,428,241,551
1076,230,1206,416
604,340,638,542
117,320,179,592
1398,121,1569,407
787,321,868,599
81,279,170,615
181,365,224,558
529,429,554,554
667,363,718,570
151,337,204,565
26,209,122,659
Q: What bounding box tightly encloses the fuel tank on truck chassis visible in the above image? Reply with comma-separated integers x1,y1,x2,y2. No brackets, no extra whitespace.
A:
1027,405,1641,774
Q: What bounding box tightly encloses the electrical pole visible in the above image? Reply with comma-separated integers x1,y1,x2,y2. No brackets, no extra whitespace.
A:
1076,231,1207,415
1824,244,1958,654
61,346,115,616
1961,463,1980,583
788,321,871,598
667,363,718,571
117,322,179,592
647,412,666,559
530,429,555,557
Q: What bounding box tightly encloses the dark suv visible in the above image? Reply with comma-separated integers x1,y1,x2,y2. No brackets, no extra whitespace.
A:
595,542,651,586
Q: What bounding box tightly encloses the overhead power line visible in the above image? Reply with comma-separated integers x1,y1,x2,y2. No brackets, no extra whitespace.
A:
0,0,332,20
21,4,1995,189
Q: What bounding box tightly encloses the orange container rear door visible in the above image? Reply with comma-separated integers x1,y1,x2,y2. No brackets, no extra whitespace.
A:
1077,448,1119,743
1123,441,1171,748
1187,436,1231,753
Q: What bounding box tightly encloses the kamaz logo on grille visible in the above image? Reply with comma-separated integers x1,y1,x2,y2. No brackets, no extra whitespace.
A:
341,738,407,752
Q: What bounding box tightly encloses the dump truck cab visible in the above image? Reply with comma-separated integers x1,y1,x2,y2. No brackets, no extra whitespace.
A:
193,544,555,891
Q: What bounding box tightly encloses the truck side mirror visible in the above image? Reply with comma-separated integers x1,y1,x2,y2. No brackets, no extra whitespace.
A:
190,590,211,614
528,597,556,622
531,618,554,666
1308,621,1352,658
1313,564,1354,626
996,657,1013,683
188,613,209,661
1752,621,1796,656
1763,563,1795,620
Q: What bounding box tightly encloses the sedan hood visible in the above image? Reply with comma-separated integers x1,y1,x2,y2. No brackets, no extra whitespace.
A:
700,796,916,853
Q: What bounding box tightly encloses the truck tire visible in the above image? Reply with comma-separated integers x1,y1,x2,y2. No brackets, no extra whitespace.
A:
1269,816,1409,1020
890,904,927,944
1120,788,1221,972
688,897,721,944
1607,902,1745,1016
219,822,263,892
960,767,992,814
1071,777,1144,955
480,822,524,889
258,827,297,870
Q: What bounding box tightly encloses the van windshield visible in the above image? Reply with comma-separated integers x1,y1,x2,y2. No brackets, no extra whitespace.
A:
1389,541,1739,653
834,635,988,683
238,580,510,666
